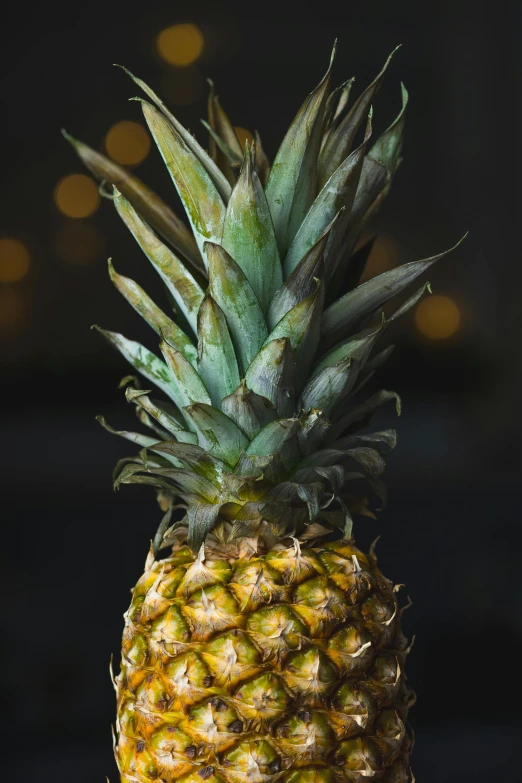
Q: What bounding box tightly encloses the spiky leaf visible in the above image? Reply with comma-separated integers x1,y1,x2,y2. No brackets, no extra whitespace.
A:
61,130,203,273
265,46,335,255
206,242,268,372
197,295,240,407
183,404,249,467
221,381,277,440
142,101,226,261
246,418,300,456
108,259,197,364
222,145,282,313
321,237,466,346
120,66,231,201
160,341,212,425
114,194,204,335
245,338,295,418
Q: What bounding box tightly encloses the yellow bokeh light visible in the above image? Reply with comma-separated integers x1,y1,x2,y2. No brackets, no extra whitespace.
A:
157,23,204,67
234,127,255,149
360,233,401,282
54,174,100,218
0,238,30,283
105,120,151,167
0,287,27,335
415,294,462,340
55,222,105,265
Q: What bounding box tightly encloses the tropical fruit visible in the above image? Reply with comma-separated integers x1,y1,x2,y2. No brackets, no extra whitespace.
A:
66,43,462,782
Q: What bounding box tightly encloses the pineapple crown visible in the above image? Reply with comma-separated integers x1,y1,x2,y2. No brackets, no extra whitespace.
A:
64,44,464,553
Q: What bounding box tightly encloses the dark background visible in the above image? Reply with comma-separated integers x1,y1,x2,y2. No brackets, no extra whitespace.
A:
1,0,520,780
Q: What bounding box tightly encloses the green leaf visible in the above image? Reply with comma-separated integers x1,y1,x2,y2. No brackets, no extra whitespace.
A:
125,387,197,443
187,503,223,549
197,295,241,407
160,340,212,427
368,83,408,174
114,194,205,336
318,46,400,188
269,213,340,328
245,338,296,418
222,144,282,313
146,467,221,501
119,66,231,202
206,79,244,184
201,119,243,168
265,44,335,255
183,403,249,467
94,327,178,403
206,242,268,373
334,389,401,434
150,441,226,482
246,418,300,457
141,101,226,261
61,130,203,274
312,322,382,378
108,259,197,364
96,415,164,449
321,236,467,347
333,429,397,454
221,381,277,440
299,357,355,416
264,280,324,389
283,111,371,279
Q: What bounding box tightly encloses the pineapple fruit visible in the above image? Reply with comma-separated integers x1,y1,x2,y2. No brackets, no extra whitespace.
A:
65,44,463,783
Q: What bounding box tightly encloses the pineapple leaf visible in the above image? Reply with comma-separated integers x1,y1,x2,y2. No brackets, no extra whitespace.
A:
334,389,402,435
114,194,205,336
160,340,212,427
183,403,249,468
61,130,204,274
206,80,243,184
246,418,300,456
197,295,241,407
283,111,372,278
368,83,408,173
264,278,324,389
148,441,227,482
94,327,179,404
321,236,467,346
222,144,282,314
206,242,268,373
145,467,221,501
96,415,167,450
312,322,382,378
269,213,341,329
118,66,231,201
318,46,400,187
201,119,243,167
221,381,277,440
333,429,397,454
299,357,355,416
141,101,226,261
245,338,296,418
125,388,197,443
187,502,224,549
108,259,197,364
265,44,335,255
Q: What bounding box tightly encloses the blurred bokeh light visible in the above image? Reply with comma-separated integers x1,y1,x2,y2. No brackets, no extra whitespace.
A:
0,287,27,335
54,174,100,218
0,237,30,282
415,293,462,340
156,23,204,67
54,222,106,265
105,121,151,167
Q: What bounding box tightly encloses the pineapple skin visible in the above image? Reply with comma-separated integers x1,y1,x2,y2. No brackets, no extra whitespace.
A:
115,540,413,783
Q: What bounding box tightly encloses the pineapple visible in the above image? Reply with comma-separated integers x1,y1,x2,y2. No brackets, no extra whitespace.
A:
65,44,463,783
